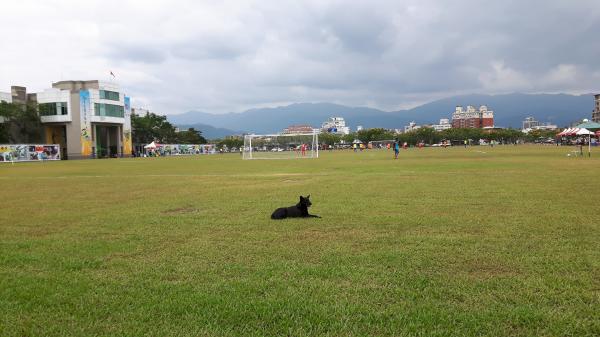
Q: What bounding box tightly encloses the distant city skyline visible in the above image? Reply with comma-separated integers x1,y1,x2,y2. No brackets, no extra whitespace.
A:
1,0,599,115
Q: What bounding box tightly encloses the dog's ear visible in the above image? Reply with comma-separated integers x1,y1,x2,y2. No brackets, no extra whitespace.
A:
299,195,304,201
306,194,311,199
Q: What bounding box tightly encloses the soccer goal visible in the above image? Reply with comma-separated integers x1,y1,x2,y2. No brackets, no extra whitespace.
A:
243,132,319,160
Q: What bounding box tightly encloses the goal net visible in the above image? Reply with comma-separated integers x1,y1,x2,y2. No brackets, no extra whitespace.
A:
243,132,319,160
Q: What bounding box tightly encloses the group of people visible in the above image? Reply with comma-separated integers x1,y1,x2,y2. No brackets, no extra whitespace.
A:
295,143,308,156
352,143,365,152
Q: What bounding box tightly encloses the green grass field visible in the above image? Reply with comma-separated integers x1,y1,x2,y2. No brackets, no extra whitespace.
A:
1,146,599,336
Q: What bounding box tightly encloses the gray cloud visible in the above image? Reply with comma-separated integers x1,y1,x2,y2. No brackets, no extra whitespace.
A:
1,0,599,115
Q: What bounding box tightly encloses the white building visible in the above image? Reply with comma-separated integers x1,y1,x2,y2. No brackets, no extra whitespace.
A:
521,116,557,132
322,117,350,135
522,116,539,129
38,80,133,159
432,118,452,131
1,81,133,159
0,91,11,103
404,121,420,132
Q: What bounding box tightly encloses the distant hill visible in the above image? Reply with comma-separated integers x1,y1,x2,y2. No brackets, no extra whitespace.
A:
397,93,594,128
168,93,595,134
178,123,243,140
168,103,390,135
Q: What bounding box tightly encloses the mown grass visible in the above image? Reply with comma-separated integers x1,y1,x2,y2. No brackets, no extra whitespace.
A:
0,145,599,336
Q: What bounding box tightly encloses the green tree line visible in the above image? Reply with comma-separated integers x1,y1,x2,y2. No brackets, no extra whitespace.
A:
316,127,558,147
131,112,207,145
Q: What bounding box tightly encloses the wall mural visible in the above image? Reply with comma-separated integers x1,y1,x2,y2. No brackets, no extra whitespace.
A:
0,144,61,162
79,89,93,156
123,96,133,155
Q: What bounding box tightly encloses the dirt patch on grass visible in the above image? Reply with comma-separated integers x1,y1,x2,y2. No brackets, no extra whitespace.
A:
464,263,519,280
161,207,199,215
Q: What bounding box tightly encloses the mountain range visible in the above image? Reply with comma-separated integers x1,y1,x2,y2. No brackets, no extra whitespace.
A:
169,93,595,138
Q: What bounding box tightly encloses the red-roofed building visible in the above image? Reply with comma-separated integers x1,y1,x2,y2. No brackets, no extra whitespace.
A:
282,125,315,134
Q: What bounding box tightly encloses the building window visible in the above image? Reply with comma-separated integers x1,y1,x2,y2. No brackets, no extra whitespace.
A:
39,102,68,116
99,90,120,101
94,103,124,118
59,102,67,115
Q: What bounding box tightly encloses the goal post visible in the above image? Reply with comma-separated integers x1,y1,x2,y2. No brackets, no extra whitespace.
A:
243,132,319,160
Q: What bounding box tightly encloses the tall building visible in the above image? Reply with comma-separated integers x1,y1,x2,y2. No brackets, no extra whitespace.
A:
1,81,132,159
451,105,494,128
404,121,420,132
522,117,540,130
522,116,557,132
432,118,452,131
592,94,600,123
321,117,350,135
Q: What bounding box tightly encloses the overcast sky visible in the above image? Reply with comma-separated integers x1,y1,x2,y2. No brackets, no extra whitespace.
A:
1,0,599,114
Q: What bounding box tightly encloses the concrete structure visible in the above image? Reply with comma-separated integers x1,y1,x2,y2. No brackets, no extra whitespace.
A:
404,121,420,132
432,118,452,132
321,117,350,135
0,86,37,104
282,125,315,134
42,80,132,159
452,105,494,128
522,116,540,130
2,81,132,159
522,116,557,132
592,94,600,123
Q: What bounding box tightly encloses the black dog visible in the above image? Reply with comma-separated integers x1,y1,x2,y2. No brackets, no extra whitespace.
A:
271,195,321,219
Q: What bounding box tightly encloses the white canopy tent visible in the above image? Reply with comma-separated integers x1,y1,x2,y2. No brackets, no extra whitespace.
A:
576,128,594,135
144,141,158,149
576,128,594,157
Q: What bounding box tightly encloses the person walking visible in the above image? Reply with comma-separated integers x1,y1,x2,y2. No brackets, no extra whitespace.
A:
394,140,400,159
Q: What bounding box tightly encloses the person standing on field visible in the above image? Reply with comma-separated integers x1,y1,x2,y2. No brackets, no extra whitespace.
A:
394,141,400,159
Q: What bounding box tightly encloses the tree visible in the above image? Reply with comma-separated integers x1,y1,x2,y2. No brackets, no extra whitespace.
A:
356,128,396,144
523,129,558,142
131,111,178,144
0,101,44,143
414,127,439,144
342,132,356,143
176,128,207,144
217,136,244,150
319,132,342,146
